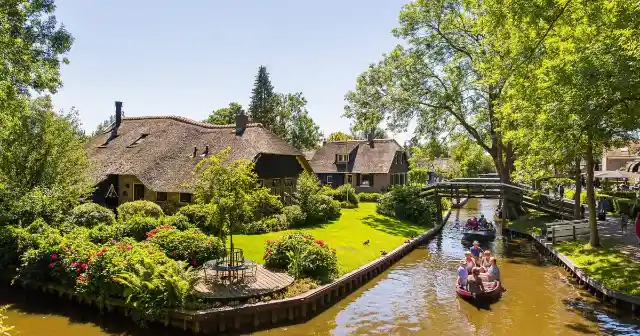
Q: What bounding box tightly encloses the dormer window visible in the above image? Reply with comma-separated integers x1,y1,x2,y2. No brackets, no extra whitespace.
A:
336,154,348,163
127,134,149,148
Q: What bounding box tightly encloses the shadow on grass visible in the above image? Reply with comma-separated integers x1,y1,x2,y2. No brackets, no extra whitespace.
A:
361,215,430,238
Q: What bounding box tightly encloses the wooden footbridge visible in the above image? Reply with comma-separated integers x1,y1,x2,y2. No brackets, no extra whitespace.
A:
424,177,581,220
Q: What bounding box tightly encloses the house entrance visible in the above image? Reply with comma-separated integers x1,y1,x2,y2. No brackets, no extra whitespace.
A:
133,184,145,201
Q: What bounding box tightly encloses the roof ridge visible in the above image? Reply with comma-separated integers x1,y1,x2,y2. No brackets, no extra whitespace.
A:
122,115,263,129
327,138,396,144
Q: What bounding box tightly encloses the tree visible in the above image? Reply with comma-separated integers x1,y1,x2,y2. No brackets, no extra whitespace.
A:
274,93,322,151
92,115,115,136
449,134,495,178
0,0,73,98
349,125,388,140
248,66,277,131
204,102,243,125
500,0,640,247
326,131,353,142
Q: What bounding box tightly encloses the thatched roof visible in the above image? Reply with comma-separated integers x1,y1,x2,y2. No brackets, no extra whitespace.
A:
309,139,403,174
85,116,305,192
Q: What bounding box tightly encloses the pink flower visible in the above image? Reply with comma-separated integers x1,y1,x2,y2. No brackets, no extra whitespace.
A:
72,262,79,268
50,254,57,261
77,274,87,282
49,263,55,268
171,250,177,255
191,258,197,266
81,263,87,270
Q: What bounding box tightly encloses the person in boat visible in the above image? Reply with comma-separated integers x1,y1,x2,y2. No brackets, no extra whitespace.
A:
469,241,483,260
486,221,494,231
465,219,473,229
467,267,486,295
471,217,479,230
457,260,468,289
464,251,475,273
480,250,492,272
479,214,488,228
481,257,501,281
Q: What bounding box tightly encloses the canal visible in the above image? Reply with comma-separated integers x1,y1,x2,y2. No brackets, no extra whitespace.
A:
1,199,639,335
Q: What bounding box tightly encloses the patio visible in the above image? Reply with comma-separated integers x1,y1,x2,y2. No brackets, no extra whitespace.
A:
194,264,294,300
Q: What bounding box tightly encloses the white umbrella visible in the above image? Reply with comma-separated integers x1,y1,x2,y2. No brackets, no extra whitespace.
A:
594,170,639,179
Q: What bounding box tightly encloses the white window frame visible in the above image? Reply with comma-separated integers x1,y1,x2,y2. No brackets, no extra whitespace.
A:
337,154,348,163
327,175,333,183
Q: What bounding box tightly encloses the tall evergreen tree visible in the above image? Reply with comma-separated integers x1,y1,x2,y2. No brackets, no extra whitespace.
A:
248,66,276,130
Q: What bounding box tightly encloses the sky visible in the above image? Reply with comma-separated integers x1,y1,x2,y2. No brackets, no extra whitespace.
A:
51,0,413,142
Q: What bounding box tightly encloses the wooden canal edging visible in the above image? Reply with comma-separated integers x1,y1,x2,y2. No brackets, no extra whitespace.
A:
165,209,453,334
504,227,640,314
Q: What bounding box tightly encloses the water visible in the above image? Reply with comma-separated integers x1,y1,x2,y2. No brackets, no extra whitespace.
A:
1,199,639,335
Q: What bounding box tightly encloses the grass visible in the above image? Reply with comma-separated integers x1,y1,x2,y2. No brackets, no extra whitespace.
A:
507,211,555,235
554,241,640,296
231,203,431,275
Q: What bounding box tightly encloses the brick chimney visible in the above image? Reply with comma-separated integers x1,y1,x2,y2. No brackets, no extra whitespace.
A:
236,112,249,135
115,101,123,129
367,129,375,148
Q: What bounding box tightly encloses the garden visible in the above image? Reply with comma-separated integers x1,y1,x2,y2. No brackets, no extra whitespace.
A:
0,147,445,324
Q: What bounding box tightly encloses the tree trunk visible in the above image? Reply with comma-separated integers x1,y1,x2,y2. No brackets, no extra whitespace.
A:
573,157,583,219
492,151,524,220
585,133,600,247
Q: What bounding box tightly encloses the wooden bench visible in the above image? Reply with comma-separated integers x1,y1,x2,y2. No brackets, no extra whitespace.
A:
545,219,590,243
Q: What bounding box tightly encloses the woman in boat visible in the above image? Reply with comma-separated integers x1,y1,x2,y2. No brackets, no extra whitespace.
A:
457,260,468,289
469,241,483,260
482,257,500,281
464,251,475,273
467,267,485,295
480,250,492,272
471,217,479,230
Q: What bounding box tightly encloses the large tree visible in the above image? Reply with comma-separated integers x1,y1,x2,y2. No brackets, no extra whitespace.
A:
248,66,277,130
273,93,322,151
350,125,388,140
204,102,243,125
326,131,353,142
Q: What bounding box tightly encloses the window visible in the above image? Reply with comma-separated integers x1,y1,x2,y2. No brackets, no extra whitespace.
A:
179,193,192,203
361,174,373,187
395,152,404,164
391,173,407,186
133,184,145,201
336,154,348,163
127,134,149,148
346,174,353,185
327,175,333,184
156,192,167,202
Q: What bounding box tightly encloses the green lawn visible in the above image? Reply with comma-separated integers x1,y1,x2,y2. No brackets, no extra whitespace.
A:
555,241,640,296
506,211,555,235
231,203,431,275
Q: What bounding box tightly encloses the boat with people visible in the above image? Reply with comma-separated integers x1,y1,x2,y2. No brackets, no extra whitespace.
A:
461,215,496,241
455,246,503,303
455,280,502,301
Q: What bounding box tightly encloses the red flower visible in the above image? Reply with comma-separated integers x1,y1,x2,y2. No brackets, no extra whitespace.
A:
171,250,177,255
315,240,325,247
96,252,103,257
101,248,108,253
72,262,79,268
50,254,57,261
77,274,87,282
126,246,132,251
49,263,55,268
81,263,87,270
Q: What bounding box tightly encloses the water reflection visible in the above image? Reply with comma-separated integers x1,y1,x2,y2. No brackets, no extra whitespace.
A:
260,199,640,336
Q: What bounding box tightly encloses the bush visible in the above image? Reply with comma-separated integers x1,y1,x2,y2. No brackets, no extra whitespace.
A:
282,205,306,228
0,226,36,273
158,200,181,216
358,192,381,202
68,203,116,228
249,188,283,220
89,224,123,244
377,186,438,226
242,216,288,234
176,204,224,237
292,172,342,225
339,201,357,209
146,227,224,265
120,216,159,241
332,184,359,207
307,194,341,224
117,200,164,222
441,197,452,211
614,198,635,215
161,214,195,231
263,233,338,282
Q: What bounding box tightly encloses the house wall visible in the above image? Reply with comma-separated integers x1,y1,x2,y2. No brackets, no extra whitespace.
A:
389,151,410,174
118,175,156,205
317,173,345,188
255,154,304,179
355,173,389,193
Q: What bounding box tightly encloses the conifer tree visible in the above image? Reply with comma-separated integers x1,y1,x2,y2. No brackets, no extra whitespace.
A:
248,66,276,129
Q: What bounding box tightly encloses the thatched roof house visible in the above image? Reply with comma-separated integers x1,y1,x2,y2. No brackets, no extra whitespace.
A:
308,137,409,192
86,102,311,210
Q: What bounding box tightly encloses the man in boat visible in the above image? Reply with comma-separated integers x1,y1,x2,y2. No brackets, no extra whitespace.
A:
469,241,483,262
457,260,468,289
479,214,488,228
467,267,486,295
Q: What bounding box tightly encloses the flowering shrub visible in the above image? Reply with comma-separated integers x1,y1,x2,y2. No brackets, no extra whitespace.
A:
117,200,164,222
120,216,159,241
161,214,195,231
68,203,116,228
264,233,338,282
146,227,224,266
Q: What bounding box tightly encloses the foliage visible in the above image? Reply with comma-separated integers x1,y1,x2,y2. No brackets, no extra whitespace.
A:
291,172,342,225
243,216,288,235
0,305,14,336
249,187,283,221
0,98,92,225
204,102,243,125
326,131,353,142
120,216,159,241
0,226,36,273
281,205,306,228
146,226,224,266
91,115,115,136
161,214,195,231
88,224,123,244
176,204,222,236
357,192,381,203
449,135,495,178
69,203,116,228
264,233,338,282
329,184,359,207
377,186,438,226
349,125,388,140
273,93,323,151
157,200,180,216
117,201,164,222
248,66,277,132
408,168,429,186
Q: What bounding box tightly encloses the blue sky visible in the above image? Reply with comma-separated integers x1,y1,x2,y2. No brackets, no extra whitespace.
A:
51,0,412,142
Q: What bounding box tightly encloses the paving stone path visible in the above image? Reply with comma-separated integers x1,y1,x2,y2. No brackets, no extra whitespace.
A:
597,216,640,262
